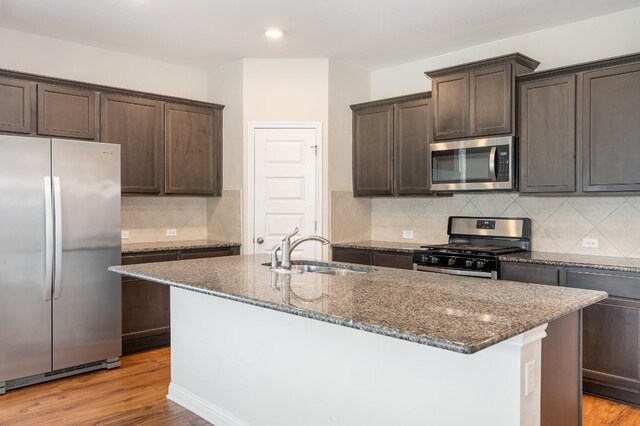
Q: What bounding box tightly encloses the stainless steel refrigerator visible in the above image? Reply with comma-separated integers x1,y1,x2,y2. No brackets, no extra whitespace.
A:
0,135,121,394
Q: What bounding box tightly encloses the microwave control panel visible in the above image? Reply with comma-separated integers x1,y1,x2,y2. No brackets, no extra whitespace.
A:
496,146,510,182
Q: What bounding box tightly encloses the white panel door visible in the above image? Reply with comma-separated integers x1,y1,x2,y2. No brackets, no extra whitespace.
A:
254,128,318,259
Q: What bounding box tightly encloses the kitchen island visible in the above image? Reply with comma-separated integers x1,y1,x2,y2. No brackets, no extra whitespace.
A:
109,255,606,426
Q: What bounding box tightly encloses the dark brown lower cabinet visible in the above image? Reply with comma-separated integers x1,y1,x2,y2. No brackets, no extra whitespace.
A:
503,261,640,410
121,246,239,354
566,268,640,405
331,246,413,270
501,262,580,426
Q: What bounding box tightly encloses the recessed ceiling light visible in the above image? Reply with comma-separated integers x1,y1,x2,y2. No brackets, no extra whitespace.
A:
264,27,284,39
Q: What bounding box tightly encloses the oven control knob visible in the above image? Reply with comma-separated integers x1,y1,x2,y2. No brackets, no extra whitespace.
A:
448,258,457,266
429,256,439,264
465,259,474,268
476,261,485,269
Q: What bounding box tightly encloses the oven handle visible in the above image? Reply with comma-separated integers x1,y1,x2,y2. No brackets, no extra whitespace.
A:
489,146,497,182
414,264,497,280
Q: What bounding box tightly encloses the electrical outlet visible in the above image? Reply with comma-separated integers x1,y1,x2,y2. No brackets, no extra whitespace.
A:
525,360,536,397
583,238,599,249
166,229,177,237
121,230,129,239
402,230,414,239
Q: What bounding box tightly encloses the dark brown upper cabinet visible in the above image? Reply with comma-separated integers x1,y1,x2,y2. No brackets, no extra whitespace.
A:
426,53,539,141
432,73,469,140
101,94,164,194
352,102,395,196
469,64,511,136
352,93,433,197
37,84,98,140
519,75,576,193
394,97,432,195
165,103,222,195
0,77,34,134
516,53,640,195
582,62,640,192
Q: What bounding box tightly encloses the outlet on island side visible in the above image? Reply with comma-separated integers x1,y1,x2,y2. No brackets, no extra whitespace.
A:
166,229,178,237
402,230,414,239
582,238,599,249
525,360,536,397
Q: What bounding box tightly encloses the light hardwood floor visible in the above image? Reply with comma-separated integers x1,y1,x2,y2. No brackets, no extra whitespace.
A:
1,347,639,425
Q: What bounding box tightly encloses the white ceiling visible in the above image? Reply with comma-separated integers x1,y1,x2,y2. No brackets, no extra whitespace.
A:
1,0,639,70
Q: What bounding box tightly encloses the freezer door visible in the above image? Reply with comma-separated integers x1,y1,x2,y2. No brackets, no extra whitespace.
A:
0,136,53,381
51,139,121,370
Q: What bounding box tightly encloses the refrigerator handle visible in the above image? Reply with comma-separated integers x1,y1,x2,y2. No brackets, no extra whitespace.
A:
53,176,63,300
44,177,54,301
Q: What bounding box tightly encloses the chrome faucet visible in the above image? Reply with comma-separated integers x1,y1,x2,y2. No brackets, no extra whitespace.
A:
271,227,330,271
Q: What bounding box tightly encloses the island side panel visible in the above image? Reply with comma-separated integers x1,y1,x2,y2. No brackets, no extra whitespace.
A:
167,287,546,426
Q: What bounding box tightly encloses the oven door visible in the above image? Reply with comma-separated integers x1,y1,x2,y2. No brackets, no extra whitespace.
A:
413,264,498,280
430,136,514,191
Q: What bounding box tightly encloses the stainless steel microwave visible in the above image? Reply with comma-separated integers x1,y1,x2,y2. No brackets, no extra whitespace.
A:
430,136,515,191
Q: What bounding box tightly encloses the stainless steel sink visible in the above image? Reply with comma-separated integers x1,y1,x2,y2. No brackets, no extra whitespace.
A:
315,269,366,276
263,261,372,275
290,264,334,273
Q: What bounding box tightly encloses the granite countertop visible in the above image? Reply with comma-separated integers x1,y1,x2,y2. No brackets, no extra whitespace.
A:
121,239,241,254
500,252,640,273
109,254,606,354
332,240,423,253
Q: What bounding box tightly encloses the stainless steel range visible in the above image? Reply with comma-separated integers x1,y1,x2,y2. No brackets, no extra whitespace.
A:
413,216,531,279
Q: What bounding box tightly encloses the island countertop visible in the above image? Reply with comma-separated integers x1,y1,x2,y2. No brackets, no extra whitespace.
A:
109,255,606,354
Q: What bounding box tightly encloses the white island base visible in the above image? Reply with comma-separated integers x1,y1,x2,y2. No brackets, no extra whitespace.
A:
167,287,548,426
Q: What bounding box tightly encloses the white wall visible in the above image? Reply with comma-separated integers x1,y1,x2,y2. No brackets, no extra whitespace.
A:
328,60,370,192
0,27,208,100
371,6,640,98
208,60,244,190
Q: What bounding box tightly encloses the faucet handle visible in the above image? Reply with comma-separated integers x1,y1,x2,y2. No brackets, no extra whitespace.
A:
283,227,299,242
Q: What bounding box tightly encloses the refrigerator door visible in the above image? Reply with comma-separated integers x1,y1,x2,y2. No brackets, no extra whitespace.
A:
51,139,121,370
0,136,53,381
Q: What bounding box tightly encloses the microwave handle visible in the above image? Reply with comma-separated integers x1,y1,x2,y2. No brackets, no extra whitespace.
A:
489,146,497,182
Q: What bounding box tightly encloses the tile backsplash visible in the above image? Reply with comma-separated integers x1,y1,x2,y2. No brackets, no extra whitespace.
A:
207,190,242,243
121,196,208,243
371,194,640,258
330,191,371,243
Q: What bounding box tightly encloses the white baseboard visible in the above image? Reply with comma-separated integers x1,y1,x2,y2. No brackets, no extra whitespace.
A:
167,382,248,426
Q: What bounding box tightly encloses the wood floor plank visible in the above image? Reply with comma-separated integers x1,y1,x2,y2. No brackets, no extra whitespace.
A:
2,346,640,425
0,347,210,425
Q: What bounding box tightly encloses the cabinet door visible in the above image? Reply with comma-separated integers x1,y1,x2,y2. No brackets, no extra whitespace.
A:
121,252,179,354
37,84,97,140
372,251,413,270
519,75,576,193
582,298,640,404
352,104,394,196
101,94,163,194
583,62,640,192
432,72,469,140
469,64,512,136
0,77,33,134
395,98,432,195
331,248,373,265
165,103,221,195
500,262,560,285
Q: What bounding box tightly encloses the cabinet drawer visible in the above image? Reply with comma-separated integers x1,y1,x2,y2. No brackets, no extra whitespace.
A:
181,248,235,260
566,270,640,299
121,252,180,282
501,263,560,285
373,251,413,270
332,248,373,266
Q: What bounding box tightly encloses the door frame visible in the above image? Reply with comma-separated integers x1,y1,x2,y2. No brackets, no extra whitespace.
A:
245,122,324,255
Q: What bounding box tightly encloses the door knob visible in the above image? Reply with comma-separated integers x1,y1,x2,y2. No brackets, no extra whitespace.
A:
256,237,264,244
